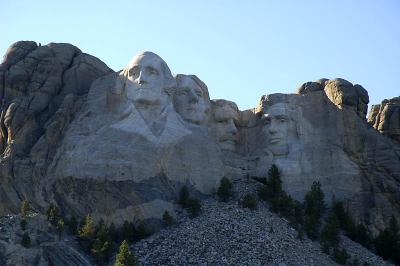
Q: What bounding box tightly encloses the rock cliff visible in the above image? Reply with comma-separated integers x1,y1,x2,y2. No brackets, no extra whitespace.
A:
0,41,399,237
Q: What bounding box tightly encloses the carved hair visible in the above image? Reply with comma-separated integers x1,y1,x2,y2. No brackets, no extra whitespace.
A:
121,51,176,95
175,74,210,102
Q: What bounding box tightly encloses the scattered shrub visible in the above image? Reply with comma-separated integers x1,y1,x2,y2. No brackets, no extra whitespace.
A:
114,240,138,266
20,218,27,231
20,200,30,218
21,232,31,248
179,186,189,207
186,197,202,218
241,194,257,210
162,210,175,226
217,177,233,202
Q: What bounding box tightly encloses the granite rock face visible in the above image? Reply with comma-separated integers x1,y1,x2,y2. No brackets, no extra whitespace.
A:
0,42,399,235
368,97,400,143
0,41,112,214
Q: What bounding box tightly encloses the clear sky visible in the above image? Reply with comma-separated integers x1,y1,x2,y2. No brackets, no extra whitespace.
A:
1,0,399,110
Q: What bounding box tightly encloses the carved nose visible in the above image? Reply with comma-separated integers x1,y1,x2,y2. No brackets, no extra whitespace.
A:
268,121,277,134
227,120,237,134
137,71,148,85
188,90,198,103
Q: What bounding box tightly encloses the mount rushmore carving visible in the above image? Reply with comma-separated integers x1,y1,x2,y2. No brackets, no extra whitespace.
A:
0,41,399,232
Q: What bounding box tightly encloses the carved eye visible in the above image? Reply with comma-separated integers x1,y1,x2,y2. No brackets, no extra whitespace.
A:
147,67,159,75
280,118,286,123
129,66,139,78
195,90,202,97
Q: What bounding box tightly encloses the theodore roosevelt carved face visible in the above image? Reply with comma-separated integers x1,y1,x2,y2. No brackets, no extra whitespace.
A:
174,74,210,125
211,100,239,152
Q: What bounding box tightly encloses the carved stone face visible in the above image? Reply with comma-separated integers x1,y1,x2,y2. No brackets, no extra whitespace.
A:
261,103,297,156
174,76,209,125
125,52,168,107
212,100,239,151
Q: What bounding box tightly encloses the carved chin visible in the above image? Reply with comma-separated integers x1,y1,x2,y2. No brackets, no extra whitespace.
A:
133,92,164,106
269,144,288,156
219,140,236,151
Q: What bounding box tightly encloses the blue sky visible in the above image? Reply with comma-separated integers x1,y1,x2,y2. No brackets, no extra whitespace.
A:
1,0,399,110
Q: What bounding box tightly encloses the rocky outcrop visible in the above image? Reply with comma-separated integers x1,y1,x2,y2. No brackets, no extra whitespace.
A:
368,97,400,143
0,42,399,237
0,41,112,213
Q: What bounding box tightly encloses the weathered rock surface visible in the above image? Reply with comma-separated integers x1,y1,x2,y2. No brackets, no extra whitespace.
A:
133,178,392,266
0,41,112,215
0,41,399,244
0,213,90,266
368,97,400,143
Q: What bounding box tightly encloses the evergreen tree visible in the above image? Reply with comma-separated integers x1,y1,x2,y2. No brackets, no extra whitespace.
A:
333,247,350,265
374,216,400,264
114,240,138,266
57,218,65,239
241,194,257,210
217,177,233,202
304,181,325,240
320,212,340,251
92,239,111,265
186,197,202,218
121,221,136,242
20,218,27,231
108,222,119,243
162,210,175,226
20,200,30,218
266,164,283,198
46,204,60,226
79,214,95,252
67,216,78,235
179,186,189,207
21,232,31,248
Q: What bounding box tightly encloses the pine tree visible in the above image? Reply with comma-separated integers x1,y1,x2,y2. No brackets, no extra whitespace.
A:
374,216,400,264
67,216,78,235
20,218,27,231
186,197,202,218
57,218,65,239
241,194,257,210
46,204,59,226
20,200,30,218
79,214,95,252
114,240,138,266
304,181,325,240
162,210,175,226
21,232,31,248
179,186,189,207
267,164,283,198
217,177,233,202
320,212,340,251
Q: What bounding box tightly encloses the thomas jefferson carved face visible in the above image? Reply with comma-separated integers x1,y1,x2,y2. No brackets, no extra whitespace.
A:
211,100,239,152
174,75,210,125
124,52,173,107
261,103,297,156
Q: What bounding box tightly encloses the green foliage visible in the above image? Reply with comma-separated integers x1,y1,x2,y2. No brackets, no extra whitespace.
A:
320,212,340,255
179,186,189,207
20,218,27,231
257,164,283,201
217,177,233,202
114,240,138,266
79,214,95,252
67,216,78,235
20,200,30,218
21,232,31,248
92,239,111,265
121,221,137,242
241,194,257,210
46,204,60,226
304,181,325,240
332,247,350,265
186,197,202,218
297,226,304,241
136,223,149,240
374,216,400,264
162,211,175,226
332,200,373,248
57,219,65,239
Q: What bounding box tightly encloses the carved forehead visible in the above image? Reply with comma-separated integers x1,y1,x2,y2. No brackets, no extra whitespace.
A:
126,51,163,70
263,103,289,117
212,100,239,121
176,74,210,101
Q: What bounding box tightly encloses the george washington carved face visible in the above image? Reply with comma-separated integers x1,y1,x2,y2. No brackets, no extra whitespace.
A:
123,51,175,107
